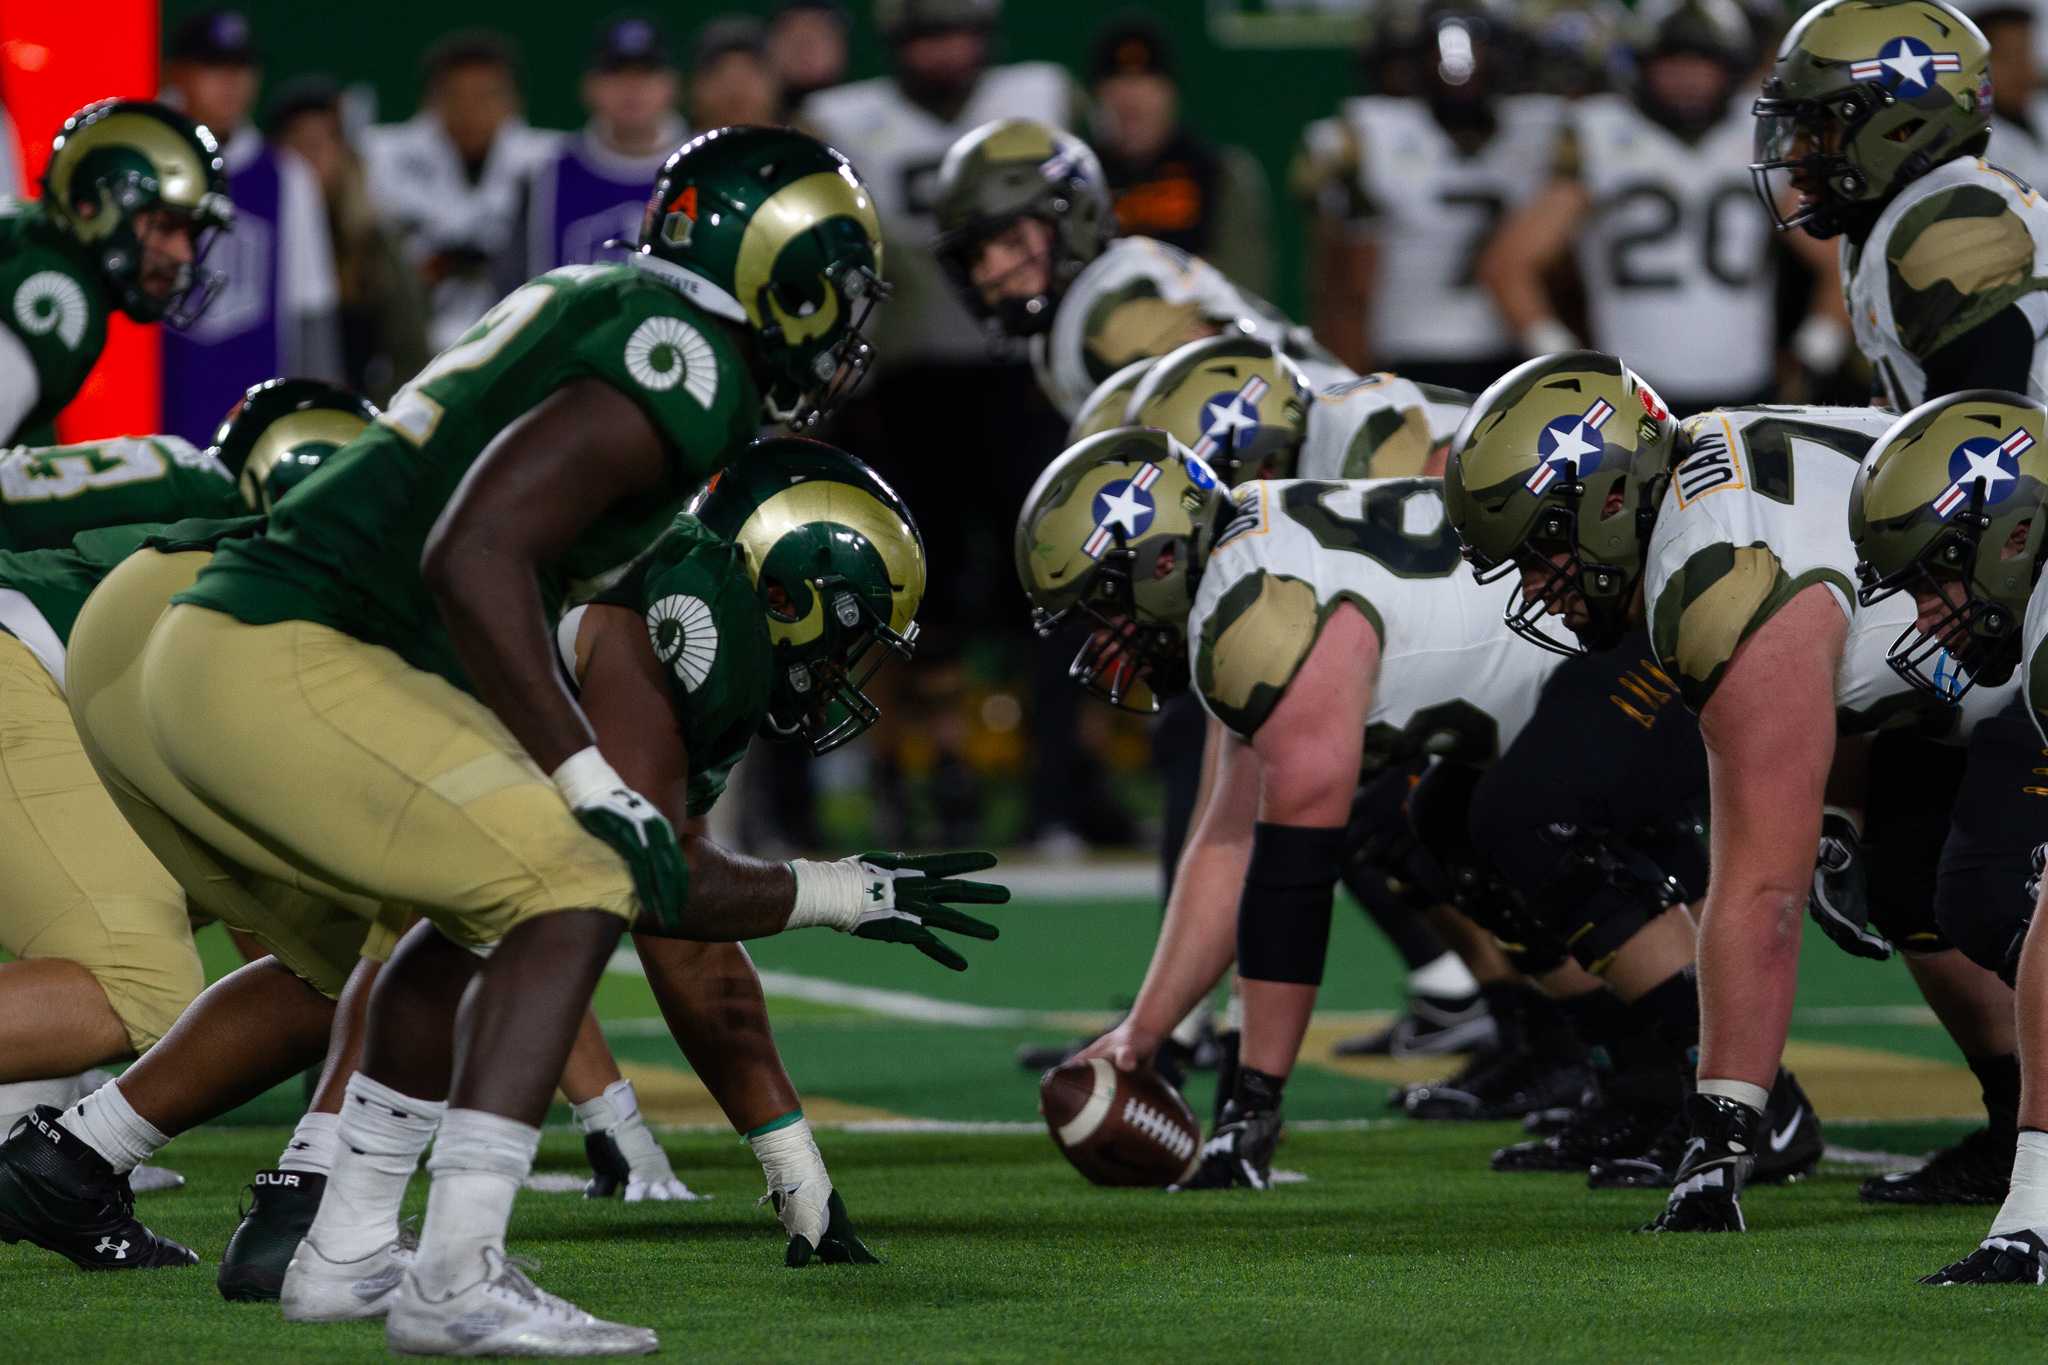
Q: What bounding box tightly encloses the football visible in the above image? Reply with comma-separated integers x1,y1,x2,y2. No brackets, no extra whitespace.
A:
1038,1058,1202,1187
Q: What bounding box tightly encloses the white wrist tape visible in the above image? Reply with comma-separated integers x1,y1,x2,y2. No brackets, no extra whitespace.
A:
748,1115,827,1192
785,858,867,932
550,745,623,806
1523,318,1582,357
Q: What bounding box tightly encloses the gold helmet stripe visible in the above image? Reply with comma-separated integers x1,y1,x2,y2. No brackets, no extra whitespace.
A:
733,169,883,343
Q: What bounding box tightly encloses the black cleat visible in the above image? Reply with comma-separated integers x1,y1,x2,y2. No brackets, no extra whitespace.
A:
1754,1069,1823,1185
218,1169,325,1301
1171,1101,1281,1191
1921,1230,2048,1285
1404,1043,1591,1122
1493,1085,1678,1174
1862,1125,2014,1206
1334,990,1497,1058
1642,1093,1755,1232
0,1108,197,1271
1589,1105,1688,1189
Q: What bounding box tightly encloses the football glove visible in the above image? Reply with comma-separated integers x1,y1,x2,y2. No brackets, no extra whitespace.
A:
1809,812,1890,962
848,851,1008,971
578,1079,701,1203
552,747,688,933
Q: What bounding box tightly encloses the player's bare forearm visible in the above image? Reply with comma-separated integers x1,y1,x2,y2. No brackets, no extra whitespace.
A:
1478,180,1588,338
1308,223,1373,372
633,936,799,1133
629,835,798,941
423,380,673,773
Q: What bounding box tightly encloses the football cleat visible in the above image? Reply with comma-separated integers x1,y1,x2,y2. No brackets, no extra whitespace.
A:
1170,1101,1281,1191
1921,1230,2048,1285
1862,1125,2014,1206
1593,1069,1820,1190
1642,1093,1756,1232
129,1165,185,1194
279,1232,414,1322
218,1168,326,1302
1333,988,1497,1058
1492,1082,1678,1174
0,1107,197,1271
384,1248,659,1357
1403,1042,1591,1122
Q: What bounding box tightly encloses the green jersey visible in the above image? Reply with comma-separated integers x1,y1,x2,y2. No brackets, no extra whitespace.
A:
0,199,113,444
568,515,772,816
0,513,258,691
179,263,762,692
0,434,241,553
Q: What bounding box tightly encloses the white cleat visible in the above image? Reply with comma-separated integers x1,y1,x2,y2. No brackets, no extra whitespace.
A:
385,1248,659,1357
128,1164,185,1194
279,1234,413,1322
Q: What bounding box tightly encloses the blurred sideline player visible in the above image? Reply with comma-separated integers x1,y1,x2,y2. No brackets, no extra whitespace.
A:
0,100,233,444
1294,0,1564,390
1446,352,2027,1230
1963,0,2048,188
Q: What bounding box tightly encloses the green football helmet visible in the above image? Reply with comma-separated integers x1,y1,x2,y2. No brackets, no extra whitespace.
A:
932,118,1117,338
209,378,379,513
1445,351,1679,654
1849,389,2048,697
1751,0,1992,239
1125,336,1315,487
626,126,888,429
40,99,234,325
686,437,925,754
1014,426,1230,711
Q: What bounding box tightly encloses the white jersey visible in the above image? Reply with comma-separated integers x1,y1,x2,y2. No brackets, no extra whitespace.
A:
362,114,563,350
1568,97,1775,406
1297,372,1472,482
1187,476,1561,756
1335,94,1565,363
1645,404,2017,735
2023,570,2048,744
1844,156,2048,412
1032,237,1295,419
801,64,1074,366
1988,104,2048,197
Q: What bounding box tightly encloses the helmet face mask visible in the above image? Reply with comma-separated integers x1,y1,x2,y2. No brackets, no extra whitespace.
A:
1850,389,2048,701
762,574,921,754
1031,539,1192,712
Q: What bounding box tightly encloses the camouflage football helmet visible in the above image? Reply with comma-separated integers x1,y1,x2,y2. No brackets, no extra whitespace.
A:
1446,352,1679,653
1849,389,2048,697
1125,336,1315,486
209,378,378,513
41,99,233,325
628,126,888,428
1014,426,1230,711
687,437,925,754
1751,0,1992,238
1514,0,1631,97
1633,0,1760,134
932,118,1117,338
1068,357,1157,444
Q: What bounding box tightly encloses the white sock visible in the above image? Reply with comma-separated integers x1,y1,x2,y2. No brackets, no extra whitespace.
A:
1990,1130,2048,1238
413,1108,540,1298
1409,951,1479,999
305,1075,444,1261
1169,1004,1207,1049
0,1075,90,1136
60,1082,167,1175
278,1111,341,1177
1697,1077,1769,1116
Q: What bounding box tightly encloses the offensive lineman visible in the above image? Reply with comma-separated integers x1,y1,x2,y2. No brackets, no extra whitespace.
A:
1446,352,2028,1230
0,100,234,443
37,125,908,1354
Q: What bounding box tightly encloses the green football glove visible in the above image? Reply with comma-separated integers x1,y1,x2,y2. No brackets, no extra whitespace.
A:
552,747,689,934
850,850,1009,971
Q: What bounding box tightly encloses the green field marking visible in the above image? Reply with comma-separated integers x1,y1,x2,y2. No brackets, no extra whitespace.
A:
6,1124,2042,1363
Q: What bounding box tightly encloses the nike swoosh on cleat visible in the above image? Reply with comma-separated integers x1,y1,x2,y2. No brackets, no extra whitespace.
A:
1768,1110,1803,1153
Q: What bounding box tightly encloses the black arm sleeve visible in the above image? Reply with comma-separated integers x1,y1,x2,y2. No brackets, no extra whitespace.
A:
1919,303,2038,399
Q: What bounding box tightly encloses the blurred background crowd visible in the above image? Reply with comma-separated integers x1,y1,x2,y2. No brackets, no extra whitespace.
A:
9,0,2048,862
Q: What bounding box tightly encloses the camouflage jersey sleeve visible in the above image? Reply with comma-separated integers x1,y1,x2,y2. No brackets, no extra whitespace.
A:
1882,179,2048,361
0,203,110,442
586,515,774,818
0,436,241,553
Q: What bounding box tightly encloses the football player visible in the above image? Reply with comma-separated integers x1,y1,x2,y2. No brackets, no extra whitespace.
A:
1840,391,2048,1279
1016,427,1563,1187
0,100,234,443
1479,0,1810,412
1447,352,2026,1231
931,117,1320,422
1292,0,1565,390
1753,0,2048,409
27,125,909,1355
